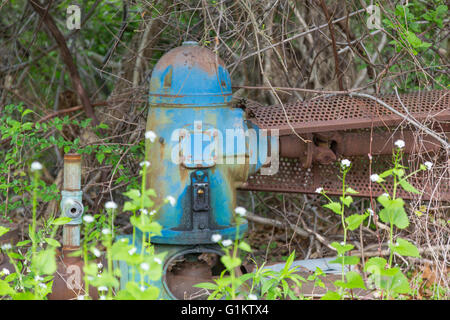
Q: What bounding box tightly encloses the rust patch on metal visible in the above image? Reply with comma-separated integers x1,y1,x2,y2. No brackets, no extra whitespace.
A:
63,154,81,163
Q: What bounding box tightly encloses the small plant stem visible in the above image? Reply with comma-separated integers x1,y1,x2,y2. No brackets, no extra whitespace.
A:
31,170,39,296
140,232,145,288
139,163,148,287
106,209,114,299
83,223,90,299
339,170,348,298
230,221,240,300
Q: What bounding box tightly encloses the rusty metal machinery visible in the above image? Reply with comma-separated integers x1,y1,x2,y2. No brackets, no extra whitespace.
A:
44,42,448,300
240,90,450,200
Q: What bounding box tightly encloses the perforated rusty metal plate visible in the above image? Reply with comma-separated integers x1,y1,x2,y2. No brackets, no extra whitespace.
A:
240,154,450,201
247,90,449,135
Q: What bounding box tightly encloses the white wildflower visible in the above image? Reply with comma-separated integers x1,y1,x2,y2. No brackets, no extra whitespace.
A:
38,283,46,289
235,206,247,216
341,159,351,168
211,234,222,243
424,161,433,170
315,187,323,194
222,239,233,247
102,228,111,235
31,161,43,171
77,295,85,300
394,139,405,149
370,174,381,182
105,201,117,210
248,293,258,300
140,209,148,215
165,196,176,207
83,215,94,223
154,257,162,265
34,275,44,282
128,247,137,255
381,193,389,198
149,210,156,216
97,263,103,269
145,130,157,143
367,208,374,216
139,161,151,167
98,286,108,292
1,243,12,251
1,268,10,275
140,263,150,271
140,285,146,292
92,248,101,257
100,295,106,300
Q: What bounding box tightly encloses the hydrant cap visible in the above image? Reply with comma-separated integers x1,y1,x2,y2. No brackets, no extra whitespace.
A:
149,42,232,106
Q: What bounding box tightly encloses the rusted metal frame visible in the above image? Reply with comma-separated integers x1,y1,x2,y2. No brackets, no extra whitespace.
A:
247,91,450,135
240,154,450,201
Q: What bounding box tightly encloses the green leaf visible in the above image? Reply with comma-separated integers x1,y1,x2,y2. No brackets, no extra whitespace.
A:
389,270,410,294
330,242,354,255
379,169,393,178
16,240,31,247
378,198,409,229
345,187,359,194
406,31,422,49
32,248,57,275
130,216,162,235
221,256,241,270
51,217,72,225
330,255,360,265
0,226,9,237
0,279,15,296
13,292,37,300
123,201,137,212
392,168,405,177
124,189,141,201
193,282,218,290
44,238,61,247
340,195,353,207
334,271,366,290
96,153,105,165
398,179,420,194
320,291,341,300
238,241,252,252
345,213,368,231
391,238,420,258
364,257,387,273
323,202,342,215
21,109,33,118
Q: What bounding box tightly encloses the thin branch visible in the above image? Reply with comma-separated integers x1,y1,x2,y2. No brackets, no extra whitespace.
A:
29,0,99,125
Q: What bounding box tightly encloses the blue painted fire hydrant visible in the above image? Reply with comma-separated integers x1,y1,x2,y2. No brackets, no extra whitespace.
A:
119,41,274,299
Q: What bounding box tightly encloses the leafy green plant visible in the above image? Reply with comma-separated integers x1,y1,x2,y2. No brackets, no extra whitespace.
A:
316,159,367,299
195,207,307,300
0,161,71,300
317,139,432,300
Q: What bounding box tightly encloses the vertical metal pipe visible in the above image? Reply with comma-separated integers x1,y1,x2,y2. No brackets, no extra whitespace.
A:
61,154,82,248
63,154,82,190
